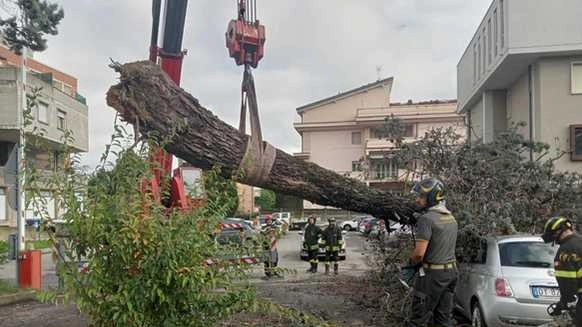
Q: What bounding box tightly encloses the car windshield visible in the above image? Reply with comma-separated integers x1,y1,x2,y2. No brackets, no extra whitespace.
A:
499,241,556,268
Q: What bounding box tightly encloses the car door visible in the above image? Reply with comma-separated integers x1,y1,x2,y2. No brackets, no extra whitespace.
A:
455,237,489,318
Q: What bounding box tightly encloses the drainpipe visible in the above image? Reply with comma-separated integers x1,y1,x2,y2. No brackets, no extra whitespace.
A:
528,64,534,161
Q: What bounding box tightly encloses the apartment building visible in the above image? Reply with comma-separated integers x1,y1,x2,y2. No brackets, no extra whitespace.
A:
294,78,464,210
457,0,582,173
0,46,88,238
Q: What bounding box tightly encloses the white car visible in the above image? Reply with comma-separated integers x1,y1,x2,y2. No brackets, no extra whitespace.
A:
340,219,359,231
271,212,291,225
455,235,559,327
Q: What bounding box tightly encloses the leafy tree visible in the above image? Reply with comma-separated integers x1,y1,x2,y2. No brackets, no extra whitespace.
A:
0,240,8,265
379,117,582,260
27,124,257,326
0,0,64,53
255,189,276,212
204,171,239,217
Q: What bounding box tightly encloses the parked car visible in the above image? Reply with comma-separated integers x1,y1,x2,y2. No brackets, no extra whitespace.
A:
298,228,347,261
218,218,259,245
223,218,259,234
387,222,411,234
358,217,377,233
340,218,359,231
455,235,559,327
341,215,372,231
289,218,309,231
271,212,291,225
360,218,383,235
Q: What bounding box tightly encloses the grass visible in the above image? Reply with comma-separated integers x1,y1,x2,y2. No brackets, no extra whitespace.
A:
26,239,52,250
0,279,20,295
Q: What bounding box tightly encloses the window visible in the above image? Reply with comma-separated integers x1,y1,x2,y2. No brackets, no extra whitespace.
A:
499,242,555,268
351,161,361,172
0,141,14,166
478,40,482,77
462,238,488,264
371,159,400,180
37,102,49,124
500,0,505,49
0,188,6,221
403,124,415,137
473,44,478,83
571,125,582,161
351,131,362,145
487,19,492,64
26,191,55,220
482,29,487,71
63,84,73,97
57,109,66,130
493,9,498,57
571,63,582,94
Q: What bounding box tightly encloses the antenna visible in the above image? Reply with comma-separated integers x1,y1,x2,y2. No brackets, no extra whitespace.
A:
376,65,383,81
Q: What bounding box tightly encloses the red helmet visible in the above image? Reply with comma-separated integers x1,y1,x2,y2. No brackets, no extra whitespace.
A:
265,215,273,224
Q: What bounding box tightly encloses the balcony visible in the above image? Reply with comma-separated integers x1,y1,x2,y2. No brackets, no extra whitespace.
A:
293,152,310,160
365,137,416,155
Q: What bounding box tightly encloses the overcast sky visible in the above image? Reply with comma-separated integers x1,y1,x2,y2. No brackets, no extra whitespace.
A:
35,0,491,168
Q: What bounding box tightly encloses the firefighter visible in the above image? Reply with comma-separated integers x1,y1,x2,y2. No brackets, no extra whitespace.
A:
304,216,322,273
408,178,458,327
542,216,582,326
322,217,343,275
262,215,279,278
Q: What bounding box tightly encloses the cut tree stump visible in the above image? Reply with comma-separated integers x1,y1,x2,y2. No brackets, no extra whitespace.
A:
106,61,416,222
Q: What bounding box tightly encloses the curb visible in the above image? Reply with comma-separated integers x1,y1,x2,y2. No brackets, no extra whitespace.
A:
0,290,37,307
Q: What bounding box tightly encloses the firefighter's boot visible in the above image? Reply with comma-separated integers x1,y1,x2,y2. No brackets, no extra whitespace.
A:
306,262,315,273
325,263,330,275
312,262,318,273
334,263,339,275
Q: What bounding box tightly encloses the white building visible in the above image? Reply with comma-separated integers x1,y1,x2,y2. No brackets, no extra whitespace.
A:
457,0,582,172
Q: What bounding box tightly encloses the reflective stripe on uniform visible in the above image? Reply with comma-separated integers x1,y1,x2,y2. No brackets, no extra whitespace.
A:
551,218,566,230
554,269,582,278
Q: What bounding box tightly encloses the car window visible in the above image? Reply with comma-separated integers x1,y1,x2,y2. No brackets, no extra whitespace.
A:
498,241,555,268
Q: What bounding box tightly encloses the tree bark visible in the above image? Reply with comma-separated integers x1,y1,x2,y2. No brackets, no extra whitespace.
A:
106,61,416,222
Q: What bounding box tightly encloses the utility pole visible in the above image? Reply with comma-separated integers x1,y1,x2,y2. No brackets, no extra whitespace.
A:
15,45,27,287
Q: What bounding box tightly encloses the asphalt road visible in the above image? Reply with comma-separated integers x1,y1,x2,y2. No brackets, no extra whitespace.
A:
249,230,372,281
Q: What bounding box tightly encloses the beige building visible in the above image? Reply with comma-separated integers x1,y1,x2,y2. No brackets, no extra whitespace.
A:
236,183,254,216
457,0,582,173
0,46,89,238
294,78,464,209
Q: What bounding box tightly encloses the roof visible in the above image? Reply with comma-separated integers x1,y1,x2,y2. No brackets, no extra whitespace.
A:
296,77,393,113
390,99,457,107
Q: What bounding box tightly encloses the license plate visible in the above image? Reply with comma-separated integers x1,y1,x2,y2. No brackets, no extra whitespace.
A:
531,286,560,298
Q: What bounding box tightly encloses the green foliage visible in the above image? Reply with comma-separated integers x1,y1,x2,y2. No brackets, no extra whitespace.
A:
0,240,8,265
255,189,276,212
25,120,257,326
386,119,582,239
0,0,64,53
0,278,19,295
204,171,239,217
25,239,51,250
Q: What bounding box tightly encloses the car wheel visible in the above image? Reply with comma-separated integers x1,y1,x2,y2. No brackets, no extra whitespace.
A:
471,302,486,327
343,225,351,231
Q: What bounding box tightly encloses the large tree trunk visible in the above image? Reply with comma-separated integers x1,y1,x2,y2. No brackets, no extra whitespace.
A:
106,61,416,222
